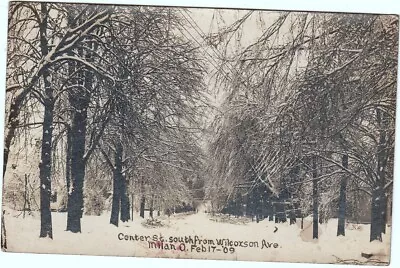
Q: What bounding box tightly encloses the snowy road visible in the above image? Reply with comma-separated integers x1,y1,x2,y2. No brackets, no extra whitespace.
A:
3,209,391,264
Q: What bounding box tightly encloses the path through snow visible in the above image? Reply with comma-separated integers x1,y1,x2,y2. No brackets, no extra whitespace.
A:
3,209,391,264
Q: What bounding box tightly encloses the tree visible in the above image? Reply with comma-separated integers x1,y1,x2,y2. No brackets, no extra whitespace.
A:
94,6,207,226
6,2,114,236
207,11,397,242
37,3,54,238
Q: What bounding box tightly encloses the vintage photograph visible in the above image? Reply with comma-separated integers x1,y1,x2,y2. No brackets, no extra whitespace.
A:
1,1,398,265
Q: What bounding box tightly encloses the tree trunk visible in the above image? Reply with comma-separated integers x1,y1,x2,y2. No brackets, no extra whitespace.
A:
149,195,154,219
131,193,134,221
39,83,54,239
289,166,299,225
23,174,28,218
139,178,145,218
275,198,287,223
337,154,348,236
65,128,72,190
381,194,387,234
120,174,130,222
61,127,71,214
39,3,53,239
66,93,89,232
268,200,274,221
370,109,388,242
66,35,96,232
370,170,386,242
116,101,130,223
254,187,261,223
140,196,145,218
312,155,318,239
1,210,6,250
289,205,296,225
110,174,121,226
110,142,123,226
370,187,383,242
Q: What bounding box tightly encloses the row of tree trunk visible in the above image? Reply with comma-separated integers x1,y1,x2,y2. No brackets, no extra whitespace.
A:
221,150,389,241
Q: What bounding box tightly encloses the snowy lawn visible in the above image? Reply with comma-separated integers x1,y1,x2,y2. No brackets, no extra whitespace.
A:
3,209,391,265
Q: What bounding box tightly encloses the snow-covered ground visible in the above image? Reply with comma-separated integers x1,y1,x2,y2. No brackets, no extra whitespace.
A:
2,209,391,265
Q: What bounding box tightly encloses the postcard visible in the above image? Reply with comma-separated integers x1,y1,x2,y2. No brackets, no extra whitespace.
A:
1,1,398,265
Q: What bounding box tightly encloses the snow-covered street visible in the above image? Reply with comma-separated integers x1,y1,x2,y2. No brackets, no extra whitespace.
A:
3,209,391,264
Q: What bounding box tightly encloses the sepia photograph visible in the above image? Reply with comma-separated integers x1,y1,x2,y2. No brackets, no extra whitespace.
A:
0,0,399,266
